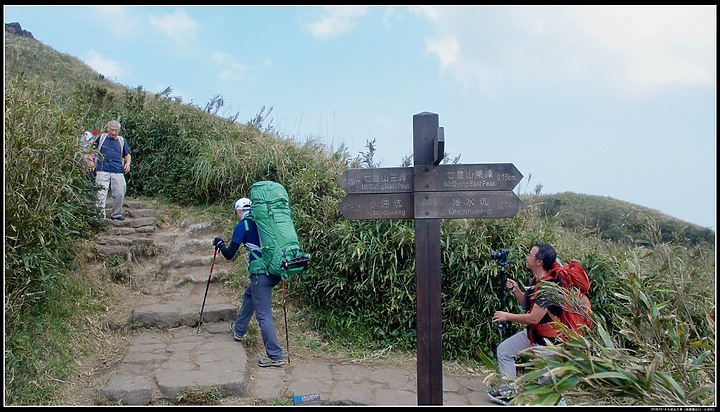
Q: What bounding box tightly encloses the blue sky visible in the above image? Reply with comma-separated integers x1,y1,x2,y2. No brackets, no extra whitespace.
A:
4,5,716,229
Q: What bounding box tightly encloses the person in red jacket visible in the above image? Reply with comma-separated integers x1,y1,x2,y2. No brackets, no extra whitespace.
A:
488,243,566,405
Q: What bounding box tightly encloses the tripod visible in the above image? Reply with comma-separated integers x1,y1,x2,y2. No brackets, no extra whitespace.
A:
494,256,512,335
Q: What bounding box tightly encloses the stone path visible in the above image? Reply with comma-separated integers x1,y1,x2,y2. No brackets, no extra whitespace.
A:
86,198,495,406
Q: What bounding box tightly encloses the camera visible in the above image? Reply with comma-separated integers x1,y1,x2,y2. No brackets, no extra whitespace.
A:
491,249,509,262
495,320,510,332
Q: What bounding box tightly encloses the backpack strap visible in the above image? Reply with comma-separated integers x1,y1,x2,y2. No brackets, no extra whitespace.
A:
97,133,107,150
241,215,263,262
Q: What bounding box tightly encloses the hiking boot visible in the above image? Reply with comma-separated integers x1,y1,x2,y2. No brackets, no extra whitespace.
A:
230,322,245,342
488,388,515,405
258,357,286,367
489,396,514,406
487,388,514,399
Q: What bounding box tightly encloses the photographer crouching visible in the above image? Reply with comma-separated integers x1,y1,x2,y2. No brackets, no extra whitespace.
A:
488,243,567,406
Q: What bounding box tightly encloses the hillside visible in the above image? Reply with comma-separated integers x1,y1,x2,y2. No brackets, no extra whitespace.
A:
530,192,714,245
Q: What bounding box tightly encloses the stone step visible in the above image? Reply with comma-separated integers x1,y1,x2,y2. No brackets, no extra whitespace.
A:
170,266,232,288
185,222,218,237
131,301,237,328
96,235,155,246
173,237,214,254
126,208,156,218
106,216,157,230
123,200,146,209
160,254,218,270
95,239,160,260
131,283,237,328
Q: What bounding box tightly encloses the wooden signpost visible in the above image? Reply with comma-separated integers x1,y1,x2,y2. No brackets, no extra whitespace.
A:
338,112,523,405
338,163,523,220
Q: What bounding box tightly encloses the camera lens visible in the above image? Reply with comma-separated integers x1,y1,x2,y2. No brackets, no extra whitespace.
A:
494,321,510,332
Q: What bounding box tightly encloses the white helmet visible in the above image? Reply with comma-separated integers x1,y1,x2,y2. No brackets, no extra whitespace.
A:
234,197,251,211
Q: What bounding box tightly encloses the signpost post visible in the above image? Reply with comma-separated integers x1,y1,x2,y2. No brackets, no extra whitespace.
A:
337,112,523,405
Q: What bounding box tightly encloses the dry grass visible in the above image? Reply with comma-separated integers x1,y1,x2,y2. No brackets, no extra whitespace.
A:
51,270,141,405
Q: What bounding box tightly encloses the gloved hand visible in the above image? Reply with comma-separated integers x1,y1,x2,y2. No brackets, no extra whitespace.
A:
213,236,224,248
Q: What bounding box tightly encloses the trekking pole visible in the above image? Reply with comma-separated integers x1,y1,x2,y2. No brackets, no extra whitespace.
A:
282,279,290,363
195,246,218,333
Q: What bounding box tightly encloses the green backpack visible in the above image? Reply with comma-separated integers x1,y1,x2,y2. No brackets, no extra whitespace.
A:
249,181,311,280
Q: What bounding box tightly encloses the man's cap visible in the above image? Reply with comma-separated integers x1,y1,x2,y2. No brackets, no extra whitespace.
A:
235,197,251,211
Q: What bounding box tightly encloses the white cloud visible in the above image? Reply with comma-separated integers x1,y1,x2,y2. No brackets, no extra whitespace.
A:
380,6,404,28
409,6,441,21
89,6,135,37
563,6,716,97
149,9,198,46
84,49,127,80
425,36,459,68
211,51,250,81
416,5,716,99
305,6,369,40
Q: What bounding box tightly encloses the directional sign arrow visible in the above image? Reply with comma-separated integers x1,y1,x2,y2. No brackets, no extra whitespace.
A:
415,163,523,192
338,167,413,194
338,193,413,220
414,190,522,219
338,190,522,220
338,163,523,194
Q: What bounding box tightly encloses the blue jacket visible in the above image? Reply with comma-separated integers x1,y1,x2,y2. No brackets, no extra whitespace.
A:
231,212,263,262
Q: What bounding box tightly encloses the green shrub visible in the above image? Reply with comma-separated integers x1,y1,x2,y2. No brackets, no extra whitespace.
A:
5,74,108,404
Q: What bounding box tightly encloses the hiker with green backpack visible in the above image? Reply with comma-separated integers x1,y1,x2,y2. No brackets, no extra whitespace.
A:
212,181,311,368
213,196,286,367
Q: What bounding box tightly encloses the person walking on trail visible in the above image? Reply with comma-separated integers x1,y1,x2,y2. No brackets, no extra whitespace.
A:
488,243,567,406
213,197,286,368
94,119,131,220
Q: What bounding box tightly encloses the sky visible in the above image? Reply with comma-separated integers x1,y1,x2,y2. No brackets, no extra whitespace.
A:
4,5,716,230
